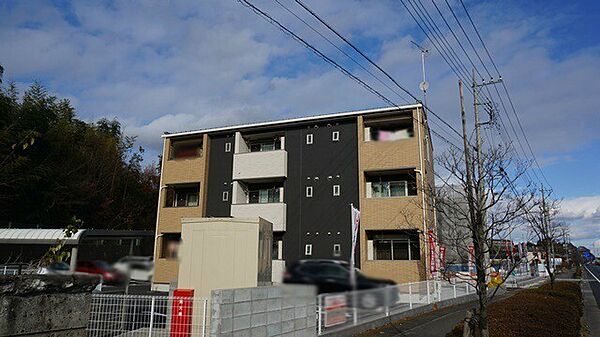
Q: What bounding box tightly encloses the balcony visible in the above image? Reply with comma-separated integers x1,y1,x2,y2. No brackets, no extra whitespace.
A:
232,150,287,181
230,202,287,231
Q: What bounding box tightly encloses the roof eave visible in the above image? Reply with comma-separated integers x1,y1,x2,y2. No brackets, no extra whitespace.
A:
161,104,422,138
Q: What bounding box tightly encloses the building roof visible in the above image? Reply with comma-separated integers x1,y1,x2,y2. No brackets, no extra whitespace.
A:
0,228,154,245
0,228,85,245
162,104,421,138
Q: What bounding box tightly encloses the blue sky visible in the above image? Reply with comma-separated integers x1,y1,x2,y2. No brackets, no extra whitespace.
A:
0,0,598,249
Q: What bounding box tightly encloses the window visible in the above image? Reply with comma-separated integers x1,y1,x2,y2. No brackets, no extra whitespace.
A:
372,181,408,197
305,244,313,256
165,184,200,207
249,138,281,152
333,185,340,196
367,230,420,261
272,233,284,260
333,244,341,257
249,186,280,204
306,186,313,198
364,115,414,142
306,134,313,145
225,142,232,152
222,191,229,201
160,233,181,259
366,171,417,198
169,138,202,159
332,131,339,141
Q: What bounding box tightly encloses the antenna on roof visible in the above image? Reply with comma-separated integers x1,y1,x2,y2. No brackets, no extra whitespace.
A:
411,41,430,107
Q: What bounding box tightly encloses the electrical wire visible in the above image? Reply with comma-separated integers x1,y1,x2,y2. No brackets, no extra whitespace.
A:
237,0,464,151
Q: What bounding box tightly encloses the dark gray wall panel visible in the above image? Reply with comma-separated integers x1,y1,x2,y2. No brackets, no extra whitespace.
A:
283,119,359,266
205,134,235,217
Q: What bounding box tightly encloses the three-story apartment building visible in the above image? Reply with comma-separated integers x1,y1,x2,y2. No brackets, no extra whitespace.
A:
151,104,435,291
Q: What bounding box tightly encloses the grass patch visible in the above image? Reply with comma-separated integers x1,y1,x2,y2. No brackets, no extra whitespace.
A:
447,282,582,337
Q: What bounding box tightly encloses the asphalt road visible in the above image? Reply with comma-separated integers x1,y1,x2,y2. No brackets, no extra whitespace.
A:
585,264,600,308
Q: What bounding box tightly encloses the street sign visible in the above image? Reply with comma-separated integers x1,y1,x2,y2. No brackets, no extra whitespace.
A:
324,295,347,327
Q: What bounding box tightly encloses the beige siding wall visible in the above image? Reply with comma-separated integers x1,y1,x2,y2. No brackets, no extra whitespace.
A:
357,109,433,284
154,258,179,284
153,134,210,286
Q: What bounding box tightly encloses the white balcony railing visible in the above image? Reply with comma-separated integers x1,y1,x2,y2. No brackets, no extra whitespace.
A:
230,202,287,231
232,150,287,180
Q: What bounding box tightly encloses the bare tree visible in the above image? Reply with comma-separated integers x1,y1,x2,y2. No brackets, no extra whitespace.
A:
526,191,563,287
432,141,536,337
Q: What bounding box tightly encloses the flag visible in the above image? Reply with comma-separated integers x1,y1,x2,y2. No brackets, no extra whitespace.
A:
350,204,360,289
428,230,437,274
440,246,447,269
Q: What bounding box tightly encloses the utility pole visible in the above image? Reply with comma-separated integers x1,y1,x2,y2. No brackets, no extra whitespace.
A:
472,70,502,280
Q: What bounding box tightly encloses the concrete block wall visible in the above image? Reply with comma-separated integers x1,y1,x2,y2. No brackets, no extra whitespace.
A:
210,284,317,337
0,274,100,337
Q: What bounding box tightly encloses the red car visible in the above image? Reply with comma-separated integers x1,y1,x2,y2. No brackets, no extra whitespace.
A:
76,260,127,285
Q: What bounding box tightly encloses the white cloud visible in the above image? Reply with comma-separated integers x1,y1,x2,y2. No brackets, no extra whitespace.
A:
558,196,600,247
1,0,599,168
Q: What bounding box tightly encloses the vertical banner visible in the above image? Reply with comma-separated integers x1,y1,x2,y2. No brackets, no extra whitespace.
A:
517,241,524,259
468,244,475,273
440,246,446,269
349,204,361,289
428,230,437,274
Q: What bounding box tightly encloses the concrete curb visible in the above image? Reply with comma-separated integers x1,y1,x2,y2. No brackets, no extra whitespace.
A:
322,293,481,337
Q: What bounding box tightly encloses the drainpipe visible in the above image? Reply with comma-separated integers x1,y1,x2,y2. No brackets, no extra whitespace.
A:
151,137,168,290
415,106,429,280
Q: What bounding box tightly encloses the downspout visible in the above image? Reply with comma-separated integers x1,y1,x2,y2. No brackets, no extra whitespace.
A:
416,106,429,280
151,137,168,290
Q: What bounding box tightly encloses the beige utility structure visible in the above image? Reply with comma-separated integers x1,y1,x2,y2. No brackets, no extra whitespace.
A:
177,217,273,299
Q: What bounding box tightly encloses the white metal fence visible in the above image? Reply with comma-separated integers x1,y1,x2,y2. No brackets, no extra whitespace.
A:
316,279,474,335
87,294,209,337
1,264,37,275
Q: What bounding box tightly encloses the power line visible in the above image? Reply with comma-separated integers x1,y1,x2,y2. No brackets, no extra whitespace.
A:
292,0,465,141
237,0,464,150
443,0,493,78
458,0,500,76
273,0,411,105
454,0,551,187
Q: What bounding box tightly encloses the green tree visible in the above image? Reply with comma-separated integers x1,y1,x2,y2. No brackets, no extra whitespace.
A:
0,72,158,230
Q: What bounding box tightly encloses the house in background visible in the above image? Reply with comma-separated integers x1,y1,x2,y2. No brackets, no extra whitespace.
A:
152,104,435,292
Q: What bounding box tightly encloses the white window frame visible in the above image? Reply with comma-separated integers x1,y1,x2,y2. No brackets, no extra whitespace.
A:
332,131,340,142
305,244,313,256
333,184,340,196
222,191,229,201
333,244,341,257
225,142,232,152
371,180,408,198
306,133,313,145
306,186,313,198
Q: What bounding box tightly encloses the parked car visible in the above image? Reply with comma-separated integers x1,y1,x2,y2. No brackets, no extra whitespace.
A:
37,261,72,275
283,259,397,309
76,260,127,285
113,256,154,282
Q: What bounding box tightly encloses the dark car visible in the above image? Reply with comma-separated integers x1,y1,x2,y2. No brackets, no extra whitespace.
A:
283,260,397,309
76,260,127,285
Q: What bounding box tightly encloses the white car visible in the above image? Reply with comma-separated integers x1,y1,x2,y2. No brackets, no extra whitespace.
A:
113,256,154,282
37,261,72,275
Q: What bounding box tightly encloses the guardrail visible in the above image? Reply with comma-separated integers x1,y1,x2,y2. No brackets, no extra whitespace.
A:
87,294,208,337
316,279,474,335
